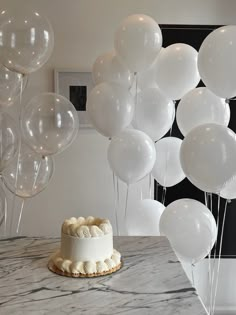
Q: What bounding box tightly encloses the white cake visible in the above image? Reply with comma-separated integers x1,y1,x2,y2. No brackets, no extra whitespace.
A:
48,216,121,277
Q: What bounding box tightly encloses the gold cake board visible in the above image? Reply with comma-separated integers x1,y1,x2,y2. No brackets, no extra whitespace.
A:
48,259,122,278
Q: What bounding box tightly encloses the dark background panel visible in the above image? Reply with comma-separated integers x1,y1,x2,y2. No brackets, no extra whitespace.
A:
69,85,87,111
154,25,236,258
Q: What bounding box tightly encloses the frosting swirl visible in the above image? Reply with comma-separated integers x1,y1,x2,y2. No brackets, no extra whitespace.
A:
61,216,112,238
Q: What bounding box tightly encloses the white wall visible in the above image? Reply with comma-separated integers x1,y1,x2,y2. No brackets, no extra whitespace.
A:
1,0,236,312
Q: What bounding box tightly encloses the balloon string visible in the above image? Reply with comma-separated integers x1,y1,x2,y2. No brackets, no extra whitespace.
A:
16,198,25,235
116,176,120,235
0,176,7,237
163,121,172,193
169,100,176,137
124,184,129,235
162,187,167,206
15,159,42,237
210,193,213,213
32,160,42,194
204,191,208,208
4,185,7,237
149,173,152,199
213,194,221,259
135,72,138,106
156,182,159,202
9,75,24,236
212,199,228,314
0,124,2,165
191,263,195,288
113,172,119,236
209,193,221,314
207,192,213,315
204,191,212,313
0,213,4,235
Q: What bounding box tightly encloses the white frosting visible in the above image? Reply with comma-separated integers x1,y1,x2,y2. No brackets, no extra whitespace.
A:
61,232,113,262
52,249,121,274
61,216,112,238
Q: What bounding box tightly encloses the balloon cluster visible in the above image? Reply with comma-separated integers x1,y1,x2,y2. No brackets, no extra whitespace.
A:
88,14,236,264
0,9,78,232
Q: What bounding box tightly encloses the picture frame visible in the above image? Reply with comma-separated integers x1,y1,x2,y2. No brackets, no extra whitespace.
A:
54,69,94,128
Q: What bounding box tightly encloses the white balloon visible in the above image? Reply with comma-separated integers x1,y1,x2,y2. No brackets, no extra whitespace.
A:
160,199,217,264
137,48,165,90
87,82,134,138
198,25,236,98
114,14,162,73
92,51,133,87
137,62,158,90
177,87,230,136
152,137,185,187
221,176,236,200
180,124,236,193
133,87,175,141
127,199,165,236
156,43,200,100
108,129,156,184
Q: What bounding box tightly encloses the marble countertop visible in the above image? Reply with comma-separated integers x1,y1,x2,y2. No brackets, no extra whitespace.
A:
0,236,207,315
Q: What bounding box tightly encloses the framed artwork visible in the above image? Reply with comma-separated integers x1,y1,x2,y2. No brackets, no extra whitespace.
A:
54,69,94,128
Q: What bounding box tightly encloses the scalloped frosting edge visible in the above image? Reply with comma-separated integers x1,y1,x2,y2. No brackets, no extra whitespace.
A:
50,249,121,274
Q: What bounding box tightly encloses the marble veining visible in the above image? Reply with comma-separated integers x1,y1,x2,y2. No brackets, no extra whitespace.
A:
0,236,207,314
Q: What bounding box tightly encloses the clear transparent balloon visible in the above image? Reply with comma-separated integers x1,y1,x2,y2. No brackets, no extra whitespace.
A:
0,9,54,74
3,144,54,198
0,112,19,173
21,93,79,156
0,65,27,106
